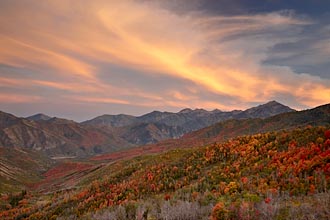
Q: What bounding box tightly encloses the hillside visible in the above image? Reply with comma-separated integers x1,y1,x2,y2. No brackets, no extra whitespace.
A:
0,126,329,219
116,122,185,145
0,147,52,193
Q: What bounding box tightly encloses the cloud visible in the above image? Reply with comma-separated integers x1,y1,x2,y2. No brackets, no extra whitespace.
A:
68,96,130,105
0,0,329,120
0,94,42,103
263,15,330,79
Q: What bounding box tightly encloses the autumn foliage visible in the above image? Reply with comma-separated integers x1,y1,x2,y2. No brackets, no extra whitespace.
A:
1,126,330,219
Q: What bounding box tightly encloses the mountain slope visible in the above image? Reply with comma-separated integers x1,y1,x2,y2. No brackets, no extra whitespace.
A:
0,112,131,157
0,147,52,193
117,122,185,145
0,111,23,129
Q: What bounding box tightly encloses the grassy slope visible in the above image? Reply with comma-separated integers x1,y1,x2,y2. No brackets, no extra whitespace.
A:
0,147,52,193
1,126,329,219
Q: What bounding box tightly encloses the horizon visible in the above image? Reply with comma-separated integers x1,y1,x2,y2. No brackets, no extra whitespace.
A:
1,0,329,121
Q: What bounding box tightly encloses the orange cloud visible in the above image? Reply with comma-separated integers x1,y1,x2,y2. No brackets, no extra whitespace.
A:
69,96,130,105
0,94,42,103
0,35,95,81
0,0,329,113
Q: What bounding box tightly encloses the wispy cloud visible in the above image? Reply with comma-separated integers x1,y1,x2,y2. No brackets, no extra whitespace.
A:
0,94,42,103
0,0,329,120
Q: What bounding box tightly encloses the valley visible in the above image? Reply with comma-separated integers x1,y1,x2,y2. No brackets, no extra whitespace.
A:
0,101,329,219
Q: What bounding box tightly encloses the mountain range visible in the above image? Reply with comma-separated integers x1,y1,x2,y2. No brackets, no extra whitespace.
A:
93,102,330,161
82,100,294,132
0,100,330,204
0,101,294,157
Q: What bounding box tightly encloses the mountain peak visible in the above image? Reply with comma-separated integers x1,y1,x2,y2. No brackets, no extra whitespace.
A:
259,100,295,110
264,100,284,106
179,108,193,114
27,113,52,121
242,100,295,118
211,109,222,113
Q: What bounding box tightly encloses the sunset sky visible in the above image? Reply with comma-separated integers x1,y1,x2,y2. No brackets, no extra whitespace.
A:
1,0,330,121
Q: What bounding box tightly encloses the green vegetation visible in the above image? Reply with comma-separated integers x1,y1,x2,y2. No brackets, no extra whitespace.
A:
0,126,329,219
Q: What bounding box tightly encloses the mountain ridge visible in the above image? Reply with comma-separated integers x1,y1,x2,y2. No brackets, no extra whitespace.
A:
82,100,294,132
91,102,330,165
0,101,296,157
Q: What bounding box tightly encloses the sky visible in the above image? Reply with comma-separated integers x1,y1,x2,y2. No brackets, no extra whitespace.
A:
0,0,330,121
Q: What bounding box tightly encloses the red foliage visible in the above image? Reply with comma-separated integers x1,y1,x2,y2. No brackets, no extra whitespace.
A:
164,194,171,201
264,197,271,204
241,177,248,184
2,126,330,219
325,130,330,140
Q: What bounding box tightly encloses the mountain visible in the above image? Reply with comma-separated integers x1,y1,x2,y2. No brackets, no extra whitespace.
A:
27,113,51,121
79,101,295,147
83,101,295,134
0,101,296,157
0,112,131,157
176,102,330,148
91,102,322,161
96,102,327,158
235,100,295,118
